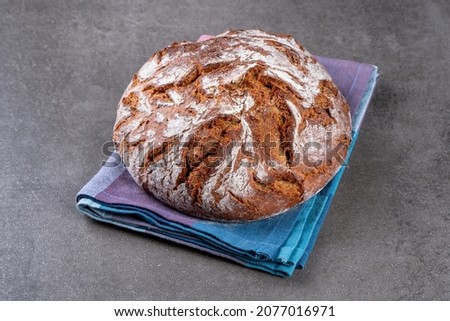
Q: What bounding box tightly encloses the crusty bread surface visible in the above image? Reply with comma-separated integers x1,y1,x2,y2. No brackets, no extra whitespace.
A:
113,29,352,221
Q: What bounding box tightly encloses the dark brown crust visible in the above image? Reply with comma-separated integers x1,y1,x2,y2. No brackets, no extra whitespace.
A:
113,29,352,221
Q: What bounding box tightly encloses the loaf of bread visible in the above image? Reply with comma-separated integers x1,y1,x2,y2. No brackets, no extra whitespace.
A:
113,29,351,221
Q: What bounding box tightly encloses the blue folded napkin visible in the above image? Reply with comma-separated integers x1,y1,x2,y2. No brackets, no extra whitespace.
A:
76,53,378,277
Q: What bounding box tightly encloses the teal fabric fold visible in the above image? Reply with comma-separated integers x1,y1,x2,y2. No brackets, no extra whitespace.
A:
77,55,378,277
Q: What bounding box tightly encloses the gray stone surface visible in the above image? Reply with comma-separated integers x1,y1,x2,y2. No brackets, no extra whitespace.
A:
1,0,449,300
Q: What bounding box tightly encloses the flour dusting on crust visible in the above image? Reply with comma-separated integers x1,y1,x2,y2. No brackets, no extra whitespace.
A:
113,29,352,221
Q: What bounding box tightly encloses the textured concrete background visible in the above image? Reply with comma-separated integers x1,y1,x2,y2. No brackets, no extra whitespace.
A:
1,0,449,300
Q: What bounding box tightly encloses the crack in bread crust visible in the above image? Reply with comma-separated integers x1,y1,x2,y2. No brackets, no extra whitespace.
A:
113,29,352,221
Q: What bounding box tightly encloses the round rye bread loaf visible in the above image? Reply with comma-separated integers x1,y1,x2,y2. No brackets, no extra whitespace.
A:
113,29,352,221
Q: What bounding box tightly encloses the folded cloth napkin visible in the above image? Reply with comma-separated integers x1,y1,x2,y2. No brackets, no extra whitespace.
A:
77,35,378,277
